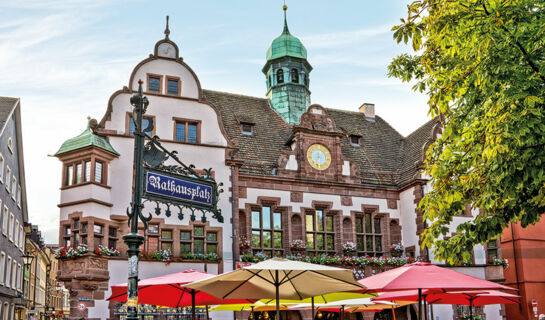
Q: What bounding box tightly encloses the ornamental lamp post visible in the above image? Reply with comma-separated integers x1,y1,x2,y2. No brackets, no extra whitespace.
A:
22,252,35,311
123,79,148,320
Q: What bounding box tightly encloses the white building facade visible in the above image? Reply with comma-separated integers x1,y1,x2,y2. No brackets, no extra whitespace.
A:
54,13,505,320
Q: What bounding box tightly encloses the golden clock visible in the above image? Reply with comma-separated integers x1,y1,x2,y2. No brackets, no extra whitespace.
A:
306,144,331,170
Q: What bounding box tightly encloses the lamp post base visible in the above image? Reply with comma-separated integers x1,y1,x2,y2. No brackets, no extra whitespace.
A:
123,233,145,320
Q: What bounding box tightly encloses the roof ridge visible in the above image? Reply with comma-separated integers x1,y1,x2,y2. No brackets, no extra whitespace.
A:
404,117,438,140
203,89,268,101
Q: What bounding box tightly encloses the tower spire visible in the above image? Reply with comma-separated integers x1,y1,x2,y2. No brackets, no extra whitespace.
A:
282,3,289,34
164,15,170,39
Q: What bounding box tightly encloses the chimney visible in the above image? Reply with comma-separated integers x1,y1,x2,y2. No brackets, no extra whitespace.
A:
359,103,375,121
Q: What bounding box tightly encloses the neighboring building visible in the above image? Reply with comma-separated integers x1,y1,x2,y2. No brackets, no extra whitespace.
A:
54,9,506,320
501,220,545,320
45,245,65,319
25,224,49,319
0,97,28,320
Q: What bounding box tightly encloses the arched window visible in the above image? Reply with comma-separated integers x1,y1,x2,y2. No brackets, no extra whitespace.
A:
268,75,272,88
291,214,303,241
291,68,299,83
276,69,284,84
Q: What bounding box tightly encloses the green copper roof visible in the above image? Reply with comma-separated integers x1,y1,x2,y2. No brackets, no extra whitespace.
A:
266,8,307,61
55,124,119,156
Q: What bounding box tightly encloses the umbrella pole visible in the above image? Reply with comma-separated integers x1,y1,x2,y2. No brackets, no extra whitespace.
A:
191,289,197,320
392,306,396,320
340,305,344,320
469,300,473,320
418,288,422,320
206,305,210,320
312,296,315,320
276,270,280,320
423,297,428,320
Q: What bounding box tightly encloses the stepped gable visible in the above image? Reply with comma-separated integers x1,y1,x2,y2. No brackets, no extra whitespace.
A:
397,117,441,186
326,108,404,187
203,89,292,175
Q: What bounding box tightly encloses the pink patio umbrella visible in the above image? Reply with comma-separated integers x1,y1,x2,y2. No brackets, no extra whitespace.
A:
373,289,520,319
358,262,516,320
108,269,254,320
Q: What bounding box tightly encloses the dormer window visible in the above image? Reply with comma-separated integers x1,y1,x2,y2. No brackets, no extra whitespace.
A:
349,135,361,147
291,68,299,83
147,74,162,93
276,69,284,84
241,123,254,136
166,76,180,96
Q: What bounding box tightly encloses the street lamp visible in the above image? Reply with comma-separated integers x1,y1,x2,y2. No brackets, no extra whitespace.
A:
22,253,35,314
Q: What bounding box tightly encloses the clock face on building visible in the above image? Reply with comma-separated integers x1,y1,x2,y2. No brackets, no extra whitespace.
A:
306,144,331,170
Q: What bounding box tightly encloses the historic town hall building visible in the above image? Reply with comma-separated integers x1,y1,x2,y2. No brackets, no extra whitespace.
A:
54,9,506,320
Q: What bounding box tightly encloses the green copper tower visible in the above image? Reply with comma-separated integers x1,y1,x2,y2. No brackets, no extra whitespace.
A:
263,5,312,124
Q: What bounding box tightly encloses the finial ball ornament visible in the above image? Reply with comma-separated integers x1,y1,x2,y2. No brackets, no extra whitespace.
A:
283,4,287,10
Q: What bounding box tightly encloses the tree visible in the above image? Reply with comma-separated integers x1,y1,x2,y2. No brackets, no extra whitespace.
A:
388,0,545,263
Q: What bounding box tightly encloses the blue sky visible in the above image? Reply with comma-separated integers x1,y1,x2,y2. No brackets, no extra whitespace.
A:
0,0,429,243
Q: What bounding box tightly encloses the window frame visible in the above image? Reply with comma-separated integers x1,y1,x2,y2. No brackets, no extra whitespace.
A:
8,213,13,242
1,205,7,236
250,206,284,257
276,69,284,84
5,166,10,192
126,113,156,137
0,252,5,286
0,153,4,183
146,73,163,94
240,123,255,136
305,209,335,255
173,117,201,144
290,68,299,83
349,135,361,147
355,212,384,257
166,76,181,96
7,138,12,154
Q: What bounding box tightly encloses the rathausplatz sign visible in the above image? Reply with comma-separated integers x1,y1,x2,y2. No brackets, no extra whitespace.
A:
143,169,216,209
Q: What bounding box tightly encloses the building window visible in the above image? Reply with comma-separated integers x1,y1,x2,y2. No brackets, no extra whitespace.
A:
147,74,161,93
276,69,284,84
0,252,5,285
251,206,283,256
306,210,335,255
175,120,200,143
84,161,91,182
180,230,191,254
349,135,361,147
93,224,103,235
7,138,12,153
1,206,6,236
16,185,20,207
161,229,173,252
355,213,383,256
108,227,117,249
166,77,180,95
95,161,103,184
240,123,254,136
129,116,154,136
65,226,71,235
194,226,205,254
65,165,73,186
75,163,82,184
18,226,23,250
206,232,218,254
486,239,500,259
290,68,299,83
5,257,10,289
5,166,10,192
8,213,13,242
147,225,159,251
11,260,15,288
13,221,18,248
0,154,3,183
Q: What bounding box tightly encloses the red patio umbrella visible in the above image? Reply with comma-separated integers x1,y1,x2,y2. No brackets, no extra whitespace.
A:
373,290,520,319
358,262,516,320
108,269,254,320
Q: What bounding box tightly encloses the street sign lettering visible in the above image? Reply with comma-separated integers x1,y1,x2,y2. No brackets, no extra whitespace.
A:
144,169,215,209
